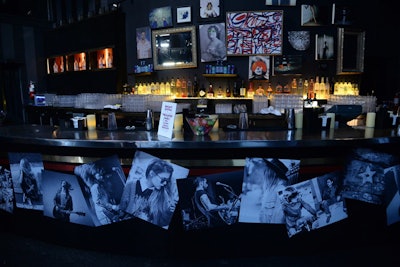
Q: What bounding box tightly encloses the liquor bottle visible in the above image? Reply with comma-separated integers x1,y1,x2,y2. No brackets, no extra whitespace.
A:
170,77,176,96
308,78,315,99
159,79,166,95
247,81,255,98
297,78,303,96
216,86,223,98
207,83,214,98
181,77,188,97
233,81,240,97
186,79,192,97
291,78,297,94
199,84,206,97
225,84,231,97
176,77,182,97
303,79,309,99
193,75,199,97
239,80,246,97
275,83,283,94
165,78,171,95
256,84,265,96
267,82,273,98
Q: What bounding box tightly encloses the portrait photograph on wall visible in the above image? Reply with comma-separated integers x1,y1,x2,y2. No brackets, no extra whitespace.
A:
301,4,332,26
265,0,296,6
199,22,227,62
176,6,191,24
315,34,334,60
226,10,283,56
199,0,221,20
136,26,152,59
332,3,356,25
272,55,302,76
248,56,270,80
149,6,173,29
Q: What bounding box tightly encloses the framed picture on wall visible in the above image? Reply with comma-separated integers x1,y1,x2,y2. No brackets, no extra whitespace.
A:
332,3,355,25
177,6,191,24
301,4,331,26
248,56,270,80
226,10,283,56
265,0,296,6
136,26,152,59
272,55,302,76
200,0,222,20
315,34,334,60
199,22,227,62
149,6,173,29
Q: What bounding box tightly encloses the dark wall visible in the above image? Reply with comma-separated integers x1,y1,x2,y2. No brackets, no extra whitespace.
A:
122,0,372,97
43,11,126,94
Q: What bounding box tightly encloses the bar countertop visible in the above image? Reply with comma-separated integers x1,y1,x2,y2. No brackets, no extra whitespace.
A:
0,124,399,150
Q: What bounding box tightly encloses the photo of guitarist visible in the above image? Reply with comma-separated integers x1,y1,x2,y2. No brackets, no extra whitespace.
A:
53,180,85,222
193,176,230,228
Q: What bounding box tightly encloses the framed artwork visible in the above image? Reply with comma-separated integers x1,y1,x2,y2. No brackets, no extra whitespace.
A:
301,4,331,26
226,10,283,56
332,3,355,25
248,56,270,80
136,26,152,59
200,0,221,20
265,0,296,6
272,55,302,76
149,6,173,29
177,6,191,24
199,22,227,62
315,34,334,60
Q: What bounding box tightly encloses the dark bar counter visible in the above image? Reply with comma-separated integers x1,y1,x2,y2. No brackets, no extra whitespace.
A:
0,124,399,259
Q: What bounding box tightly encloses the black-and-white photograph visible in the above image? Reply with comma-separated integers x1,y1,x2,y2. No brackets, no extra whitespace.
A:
341,148,399,204
119,150,189,229
314,171,348,226
199,22,227,62
177,170,243,231
265,0,296,6
177,6,191,24
149,6,173,29
0,165,13,213
239,158,300,224
301,4,332,26
279,172,348,238
8,152,44,210
42,170,93,226
315,34,334,60
332,3,356,25
383,164,400,226
74,155,126,226
200,0,221,19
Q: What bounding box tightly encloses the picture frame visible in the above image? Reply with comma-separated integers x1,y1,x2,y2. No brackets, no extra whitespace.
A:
136,26,152,59
265,0,296,6
177,6,191,24
301,4,331,26
315,34,334,60
332,3,355,25
226,10,283,56
272,55,302,76
200,0,222,20
149,6,173,29
199,22,227,62
248,56,270,80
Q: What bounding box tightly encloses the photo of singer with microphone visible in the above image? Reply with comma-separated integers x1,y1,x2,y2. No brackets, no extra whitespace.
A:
177,171,243,230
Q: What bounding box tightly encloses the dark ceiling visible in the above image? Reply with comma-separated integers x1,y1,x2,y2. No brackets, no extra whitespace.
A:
0,0,48,19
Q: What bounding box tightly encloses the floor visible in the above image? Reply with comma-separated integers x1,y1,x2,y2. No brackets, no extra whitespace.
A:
1,229,399,267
